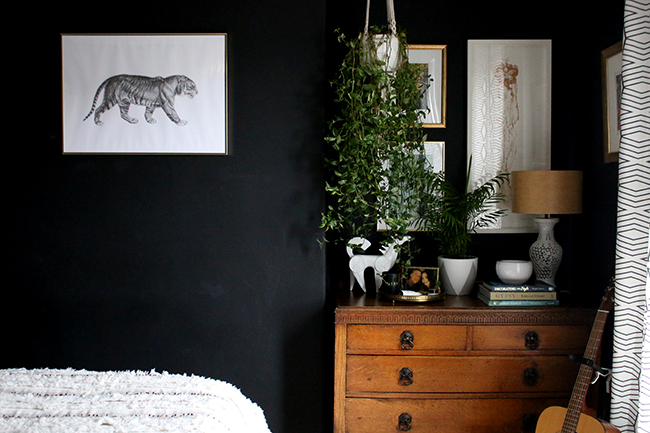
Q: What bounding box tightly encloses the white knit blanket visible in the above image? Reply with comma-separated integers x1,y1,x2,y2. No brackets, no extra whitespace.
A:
0,368,272,433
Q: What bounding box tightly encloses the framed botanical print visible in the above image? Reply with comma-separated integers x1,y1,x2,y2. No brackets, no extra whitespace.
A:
467,40,552,232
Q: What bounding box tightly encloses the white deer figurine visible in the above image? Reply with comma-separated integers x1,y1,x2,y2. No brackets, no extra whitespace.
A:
347,236,411,292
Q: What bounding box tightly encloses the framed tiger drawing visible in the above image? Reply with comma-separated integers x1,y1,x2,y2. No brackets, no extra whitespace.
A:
62,34,227,154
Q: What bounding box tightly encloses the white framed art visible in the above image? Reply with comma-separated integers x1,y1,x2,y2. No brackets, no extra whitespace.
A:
420,141,445,174
377,141,445,232
61,34,227,154
467,40,552,232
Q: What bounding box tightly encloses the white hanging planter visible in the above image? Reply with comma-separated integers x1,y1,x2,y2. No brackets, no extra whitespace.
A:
437,256,478,296
373,33,400,73
363,0,400,72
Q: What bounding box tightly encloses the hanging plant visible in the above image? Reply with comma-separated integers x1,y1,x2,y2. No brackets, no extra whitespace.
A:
321,27,437,258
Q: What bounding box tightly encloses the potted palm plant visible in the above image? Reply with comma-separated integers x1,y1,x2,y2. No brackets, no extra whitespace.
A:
416,161,509,295
321,26,435,286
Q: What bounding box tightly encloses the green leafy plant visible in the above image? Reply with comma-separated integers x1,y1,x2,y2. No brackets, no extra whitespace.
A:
321,27,435,254
416,161,509,258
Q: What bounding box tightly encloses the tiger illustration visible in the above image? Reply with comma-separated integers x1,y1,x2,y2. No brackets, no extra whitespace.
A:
83,74,198,126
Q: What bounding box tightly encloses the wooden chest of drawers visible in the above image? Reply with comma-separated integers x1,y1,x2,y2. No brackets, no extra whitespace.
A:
334,293,595,433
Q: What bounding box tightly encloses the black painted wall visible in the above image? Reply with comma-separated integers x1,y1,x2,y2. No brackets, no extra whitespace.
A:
6,2,327,433
5,1,623,433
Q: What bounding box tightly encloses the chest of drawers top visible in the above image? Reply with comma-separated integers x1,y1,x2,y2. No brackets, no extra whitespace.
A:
335,291,596,326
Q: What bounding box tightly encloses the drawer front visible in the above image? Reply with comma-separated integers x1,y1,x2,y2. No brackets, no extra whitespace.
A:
347,325,467,352
346,355,579,393
472,325,591,351
345,397,567,433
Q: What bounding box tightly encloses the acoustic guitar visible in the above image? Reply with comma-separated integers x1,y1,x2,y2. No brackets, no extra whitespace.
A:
535,281,619,433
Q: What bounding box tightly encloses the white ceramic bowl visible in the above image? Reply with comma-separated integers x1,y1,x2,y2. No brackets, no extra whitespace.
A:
496,260,533,285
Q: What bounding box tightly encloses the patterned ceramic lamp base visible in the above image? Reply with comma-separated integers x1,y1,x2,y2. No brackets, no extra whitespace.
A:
529,218,562,286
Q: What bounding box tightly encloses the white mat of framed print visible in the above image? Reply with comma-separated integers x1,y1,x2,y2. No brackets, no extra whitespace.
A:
467,40,551,232
377,141,445,232
62,34,227,154
408,45,447,128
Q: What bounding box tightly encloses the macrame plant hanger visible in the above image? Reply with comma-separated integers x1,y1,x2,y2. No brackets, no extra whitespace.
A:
364,0,397,36
364,0,399,72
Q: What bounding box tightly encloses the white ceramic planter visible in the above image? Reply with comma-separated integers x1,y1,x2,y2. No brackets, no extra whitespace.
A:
374,34,400,72
437,256,478,296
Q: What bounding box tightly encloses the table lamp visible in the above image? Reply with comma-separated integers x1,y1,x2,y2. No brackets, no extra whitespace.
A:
511,170,582,286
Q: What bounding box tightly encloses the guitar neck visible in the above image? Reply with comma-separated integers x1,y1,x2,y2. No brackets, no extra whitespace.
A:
561,309,609,433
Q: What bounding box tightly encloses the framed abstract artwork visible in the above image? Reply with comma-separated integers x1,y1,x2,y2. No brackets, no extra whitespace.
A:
467,40,552,232
601,41,622,163
61,34,228,154
408,45,447,128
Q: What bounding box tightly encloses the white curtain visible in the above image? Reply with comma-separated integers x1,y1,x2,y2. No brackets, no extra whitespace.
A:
640,236,650,432
611,1,650,432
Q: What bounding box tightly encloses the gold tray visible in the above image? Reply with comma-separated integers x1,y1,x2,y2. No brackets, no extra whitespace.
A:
378,289,446,303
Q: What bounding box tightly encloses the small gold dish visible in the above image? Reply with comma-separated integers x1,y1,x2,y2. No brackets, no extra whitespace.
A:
379,288,445,303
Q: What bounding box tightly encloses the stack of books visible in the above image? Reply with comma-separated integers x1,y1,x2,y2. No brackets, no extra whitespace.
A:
477,281,559,306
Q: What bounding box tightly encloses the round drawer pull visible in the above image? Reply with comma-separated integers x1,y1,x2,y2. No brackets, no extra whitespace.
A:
399,367,413,386
398,413,412,431
400,330,414,350
523,367,539,386
522,413,537,432
525,331,540,350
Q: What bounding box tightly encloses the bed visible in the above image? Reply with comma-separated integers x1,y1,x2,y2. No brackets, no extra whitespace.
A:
0,368,272,432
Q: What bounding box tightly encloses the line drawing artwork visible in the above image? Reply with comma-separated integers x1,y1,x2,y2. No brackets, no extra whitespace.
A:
467,40,551,232
84,74,198,126
494,60,519,174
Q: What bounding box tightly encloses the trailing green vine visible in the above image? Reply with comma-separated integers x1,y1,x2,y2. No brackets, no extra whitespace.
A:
321,28,436,256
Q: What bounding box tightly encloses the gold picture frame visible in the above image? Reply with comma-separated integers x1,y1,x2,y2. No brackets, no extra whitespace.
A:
601,41,622,163
401,266,440,293
378,266,444,303
408,44,447,128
